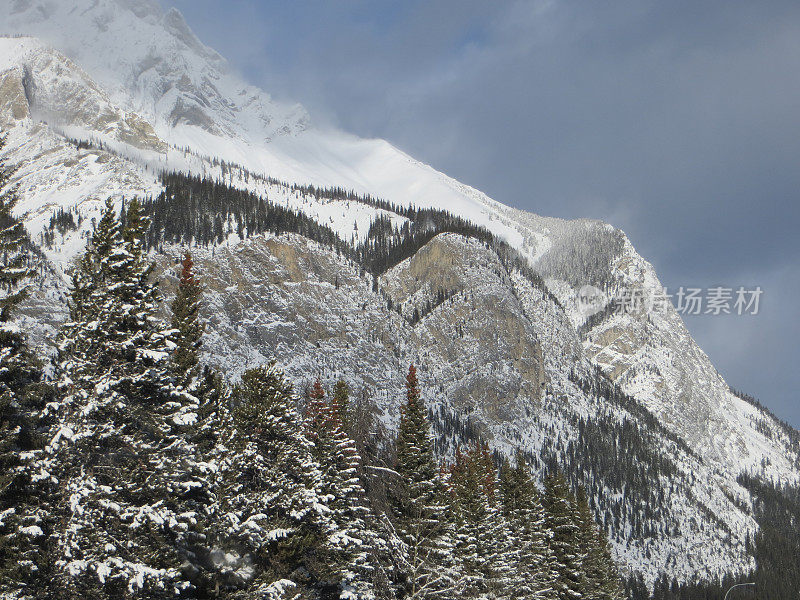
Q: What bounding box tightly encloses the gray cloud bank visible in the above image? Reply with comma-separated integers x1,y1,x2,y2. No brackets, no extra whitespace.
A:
168,0,800,426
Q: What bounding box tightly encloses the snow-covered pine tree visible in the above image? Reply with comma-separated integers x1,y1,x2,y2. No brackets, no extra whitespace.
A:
575,487,602,600
326,381,401,600
192,365,228,453
170,251,204,388
481,451,523,600
499,451,555,599
168,253,222,458
391,364,460,599
447,446,487,598
574,487,625,600
448,443,519,599
0,138,57,599
0,325,52,600
543,472,587,600
57,198,168,396
214,363,331,598
305,378,376,599
0,136,31,321
50,198,208,596
307,377,326,414
340,385,386,485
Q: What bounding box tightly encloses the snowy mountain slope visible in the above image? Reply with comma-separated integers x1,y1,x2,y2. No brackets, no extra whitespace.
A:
501,205,800,486
1,0,308,142
0,119,162,272
0,36,164,151
16,227,762,584
0,35,407,261
166,231,759,585
0,0,526,246
577,238,800,485
1,0,799,586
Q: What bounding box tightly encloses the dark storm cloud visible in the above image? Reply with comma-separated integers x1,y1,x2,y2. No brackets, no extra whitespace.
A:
166,0,800,426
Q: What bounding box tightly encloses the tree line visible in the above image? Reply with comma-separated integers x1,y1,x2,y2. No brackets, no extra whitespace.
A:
138,172,560,308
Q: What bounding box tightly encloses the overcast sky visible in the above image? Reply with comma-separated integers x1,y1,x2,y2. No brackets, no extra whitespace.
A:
164,0,800,427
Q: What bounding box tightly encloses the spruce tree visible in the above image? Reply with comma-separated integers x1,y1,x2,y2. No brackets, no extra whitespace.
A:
50,198,208,596
0,137,31,321
575,487,624,600
447,444,492,598
448,443,520,600
170,251,203,387
331,379,350,428
214,363,332,598
392,364,460,599
543,472,587,600
0,139,56,599
499,451,555,599
334,383,400,599
595,530,625,600
576,487,602,599
193,365,228,452
305,378,376,599
58,198,169,396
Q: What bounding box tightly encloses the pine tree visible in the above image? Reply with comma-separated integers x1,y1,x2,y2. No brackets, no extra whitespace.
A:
575,487,624,600
49,198,208,596
448,443,520,599
341,385,386,486
307,377,326,418
170,251,204,387
543,472,586,600
58,198,169,395
596,530,625,600
447,444,491,598
392,364,460,599
331,379,350,428
0,138,57,599
305,378,376,599
193,365,228,452
0,136,32,321
214,363,331,598
499,451,555,599
575,487,602,600
333,383,400,599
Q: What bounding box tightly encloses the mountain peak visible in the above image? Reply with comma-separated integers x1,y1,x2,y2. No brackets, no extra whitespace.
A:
1,0,309,142
160,6,226,67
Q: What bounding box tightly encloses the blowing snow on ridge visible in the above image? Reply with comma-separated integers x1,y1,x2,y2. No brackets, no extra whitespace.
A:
0,0,798,598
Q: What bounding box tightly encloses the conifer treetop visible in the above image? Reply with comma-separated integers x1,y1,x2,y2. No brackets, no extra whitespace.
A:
331,379,349,422
170,250,204,386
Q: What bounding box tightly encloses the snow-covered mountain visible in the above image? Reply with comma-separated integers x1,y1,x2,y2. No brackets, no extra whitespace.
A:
1,0,798,587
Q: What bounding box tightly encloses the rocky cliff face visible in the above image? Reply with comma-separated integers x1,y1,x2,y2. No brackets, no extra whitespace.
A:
1,0,798,586
0,37,164,150
1,0,309,142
